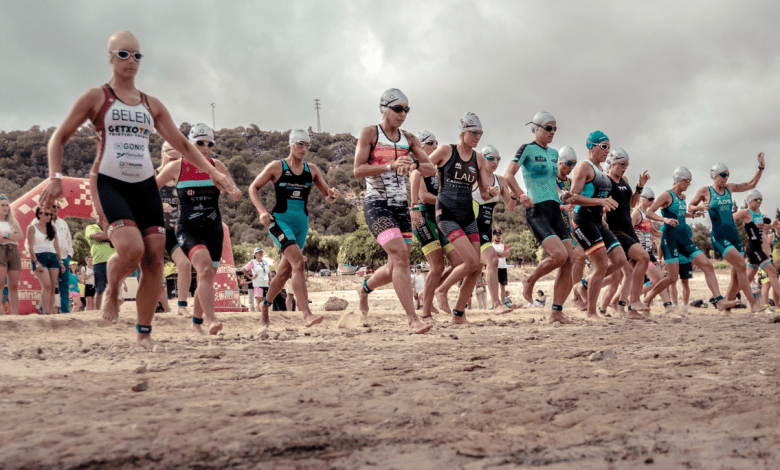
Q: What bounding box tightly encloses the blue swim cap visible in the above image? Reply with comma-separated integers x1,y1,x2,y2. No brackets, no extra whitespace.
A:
586,130,609,149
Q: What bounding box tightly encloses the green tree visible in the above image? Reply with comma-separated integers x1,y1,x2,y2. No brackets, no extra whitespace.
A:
341,225,387,267
690,223,713,259
503,230,538,265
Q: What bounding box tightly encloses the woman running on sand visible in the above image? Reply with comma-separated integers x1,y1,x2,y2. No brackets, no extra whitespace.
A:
409,130,462,320
504,112,574,324
40,31,236,347
353,88,435,334
156,123,242,335
641,167,737,313
426,112,496,324
249,129,339,330
688,154,766,312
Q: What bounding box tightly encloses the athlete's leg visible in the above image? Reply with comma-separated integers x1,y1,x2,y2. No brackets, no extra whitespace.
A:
171,247,191,316
570,246,588,310
645,265,673,310
599,268,622,314
763,265,780,307
447,237,482,324
437,249,463,314
724,249,761,310
480,246,501,308
271,245,323,327
681,278,690,305
549,240,574,324
523,236,568,304
627,244,651,311
584,247,610,320
691,252,737,312
382,238,430,332
189,249,221,335
724,267,740,301
421,248,445,318
134,233,166,343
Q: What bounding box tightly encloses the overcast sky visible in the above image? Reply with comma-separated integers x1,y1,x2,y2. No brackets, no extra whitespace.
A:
2,0,779,213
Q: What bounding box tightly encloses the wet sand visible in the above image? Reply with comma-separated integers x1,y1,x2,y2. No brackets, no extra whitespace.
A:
1,271,779,469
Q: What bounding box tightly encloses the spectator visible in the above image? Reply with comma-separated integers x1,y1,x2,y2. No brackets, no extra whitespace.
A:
411,265,425,310
68,262,80,312
85,222,115,310
0,193,23,315
51,202,74,313
242,247,269,309
80,256,96,310
26,206,64,315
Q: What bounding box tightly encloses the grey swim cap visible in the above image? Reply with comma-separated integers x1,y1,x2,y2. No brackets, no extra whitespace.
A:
527,111,556,133
641,187,655,199
379,88,409,114
289,128,310,145
417,130,437,145
673,167,693,183
481,145,500,158
608,147,629,163
558,146,577,164
746,189,762,203
459,112,482,134
188,123,214,142
709,162,729,179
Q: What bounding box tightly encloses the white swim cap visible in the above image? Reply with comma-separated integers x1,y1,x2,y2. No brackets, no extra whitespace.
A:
673,167,692,183
481,145,500,158
641,187,655,199
746,189,763,203
379,88,409,114
709,162,729,179
526,111,556,133
289,128,310,145
459,112,482,134
188,123,214,142
608,147,629,163
558,146,577,164
417,130,436,145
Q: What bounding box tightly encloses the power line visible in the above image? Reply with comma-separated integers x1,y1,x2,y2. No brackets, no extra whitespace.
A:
314,99,321,133
211,102,216,130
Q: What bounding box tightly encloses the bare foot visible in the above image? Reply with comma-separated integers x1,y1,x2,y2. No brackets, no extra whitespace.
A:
192,322,206,336
584,312,604,322
495,307,513,315
137,335,157,349
522,278,534,304
420,315,435,323
430,305,439,314
356,288,369,315
256,322,269,337
573,291,588,311
408,319,433,334
177,306,189,316
100,290,120,325
435,289,450,314
716,299,738,312
629,302,650,312
452,315,473,325
304,313,325,327
751,303,766,313
208,322,223,335
549,311,574,324
625,310,647,320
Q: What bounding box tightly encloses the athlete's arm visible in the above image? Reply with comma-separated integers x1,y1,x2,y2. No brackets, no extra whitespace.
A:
687,186,709,214
415,171,437,205
427,144,453,169
310,163,340,203
631,171,650,208
155,160,182,189
727,153,765,193
404,131,435,177
497,175,517,210
248,161,282,227
630,207,642,227
503,159,531,208
567,162,618,210
40,88,104,208
645,191,675,225
212,159,242,201
146,95,236,195
732,208,751,225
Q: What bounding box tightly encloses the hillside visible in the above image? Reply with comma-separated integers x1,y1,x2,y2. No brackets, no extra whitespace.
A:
0,124,536,268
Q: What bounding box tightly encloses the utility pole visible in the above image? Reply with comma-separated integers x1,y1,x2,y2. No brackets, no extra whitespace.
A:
314,99,321,133
211,103,216,130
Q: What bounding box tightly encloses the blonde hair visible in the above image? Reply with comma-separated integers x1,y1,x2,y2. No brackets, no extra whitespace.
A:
0,194,21,233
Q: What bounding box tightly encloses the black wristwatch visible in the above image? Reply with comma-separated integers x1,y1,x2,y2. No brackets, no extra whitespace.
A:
635,185,643,193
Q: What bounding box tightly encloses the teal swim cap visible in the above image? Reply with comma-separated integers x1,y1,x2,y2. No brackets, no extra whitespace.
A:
586,130,609,149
